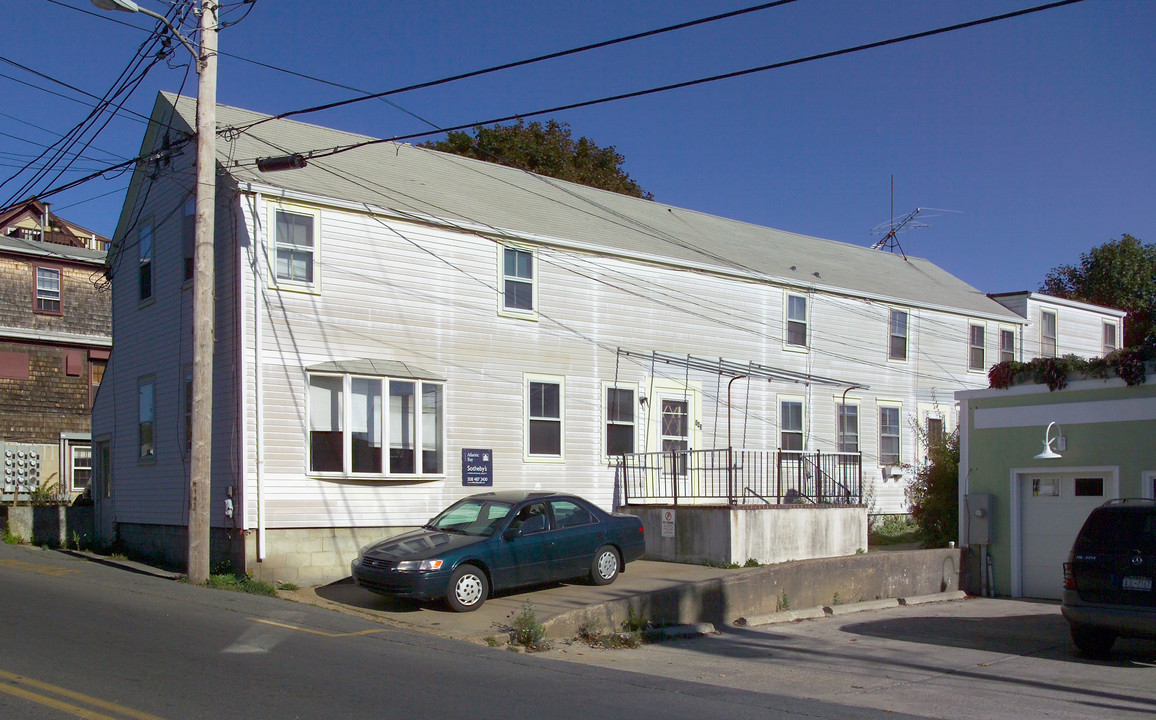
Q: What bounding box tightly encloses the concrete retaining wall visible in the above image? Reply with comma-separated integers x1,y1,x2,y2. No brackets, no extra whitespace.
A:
546,548,964,638
626,504,868,565
1,505,93,547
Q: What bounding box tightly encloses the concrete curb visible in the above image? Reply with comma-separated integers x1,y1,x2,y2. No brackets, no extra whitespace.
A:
736,591,968,627
825,598,900,616
645,622,717,640
735,607,828,626
900,590,968,606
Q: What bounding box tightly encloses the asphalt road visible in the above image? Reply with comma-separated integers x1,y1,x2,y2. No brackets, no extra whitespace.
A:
3,542,1154,719
0,543,916,720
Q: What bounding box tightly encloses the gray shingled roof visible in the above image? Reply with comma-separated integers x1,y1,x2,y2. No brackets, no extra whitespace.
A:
160,92,1019,322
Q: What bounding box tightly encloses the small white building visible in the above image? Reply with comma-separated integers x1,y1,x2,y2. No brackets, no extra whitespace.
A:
91,93,1122,583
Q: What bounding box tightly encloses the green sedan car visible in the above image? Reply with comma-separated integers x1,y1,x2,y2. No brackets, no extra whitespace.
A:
351,491,646,611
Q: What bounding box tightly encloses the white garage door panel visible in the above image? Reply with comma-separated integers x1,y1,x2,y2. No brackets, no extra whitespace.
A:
1020,474,1114,600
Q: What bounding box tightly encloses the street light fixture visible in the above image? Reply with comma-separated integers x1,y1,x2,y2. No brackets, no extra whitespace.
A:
90,0,198,59
92,0,217,585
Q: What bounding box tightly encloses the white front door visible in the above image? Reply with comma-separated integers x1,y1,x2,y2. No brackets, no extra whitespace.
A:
1019,473,1115,599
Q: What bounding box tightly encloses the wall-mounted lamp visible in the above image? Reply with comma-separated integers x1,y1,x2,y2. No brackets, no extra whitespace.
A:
1033,421,1065,460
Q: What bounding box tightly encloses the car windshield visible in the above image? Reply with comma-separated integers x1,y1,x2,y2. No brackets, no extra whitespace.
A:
427,499,514,537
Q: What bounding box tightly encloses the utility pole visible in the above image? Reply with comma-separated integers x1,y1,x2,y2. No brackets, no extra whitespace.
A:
188,0,218,586
92,0,216,584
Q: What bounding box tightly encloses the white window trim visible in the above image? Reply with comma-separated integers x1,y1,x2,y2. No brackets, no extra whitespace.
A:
69,443,92,493
783,291,809,352
602,380,639,462
35,265,62,314
878,400,903,469
1102,320,1119,356
642,378,702,455
778,394,806,453
305,371,446,479
524,373,564,462
998,325,1017,364
834,396,860,454
1143,471,1155,500
268,200,322,294
915,403,948,466
1040,309,1058,358
498,243,539,321
887,307,909,363
967,321,986,373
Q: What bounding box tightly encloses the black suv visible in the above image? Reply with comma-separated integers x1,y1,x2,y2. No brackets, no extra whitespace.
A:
1062,498,1156,657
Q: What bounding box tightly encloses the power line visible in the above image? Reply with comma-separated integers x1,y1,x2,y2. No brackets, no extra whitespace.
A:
227,0,803,134
236,0,1087,166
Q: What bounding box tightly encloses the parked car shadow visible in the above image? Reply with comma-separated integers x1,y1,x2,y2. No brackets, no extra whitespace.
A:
314,575,573,614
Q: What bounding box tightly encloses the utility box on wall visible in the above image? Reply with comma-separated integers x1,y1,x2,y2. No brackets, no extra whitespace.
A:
966,493,993,545
0,443,60,503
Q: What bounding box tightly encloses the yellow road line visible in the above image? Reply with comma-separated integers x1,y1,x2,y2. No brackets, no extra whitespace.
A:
0,669,168,720
254,618,390,637
0,558,81,576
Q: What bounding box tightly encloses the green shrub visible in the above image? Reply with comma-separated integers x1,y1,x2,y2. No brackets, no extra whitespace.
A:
905,427,960,548
508,601,550,652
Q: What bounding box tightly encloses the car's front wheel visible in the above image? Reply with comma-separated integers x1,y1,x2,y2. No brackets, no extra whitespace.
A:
589,546,620,585
1070,624,1116,658
446,564,488,612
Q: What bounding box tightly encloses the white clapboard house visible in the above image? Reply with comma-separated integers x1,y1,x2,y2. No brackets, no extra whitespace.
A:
90,93,1123,583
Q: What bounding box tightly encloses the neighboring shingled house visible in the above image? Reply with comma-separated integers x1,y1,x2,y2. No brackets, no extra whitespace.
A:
0,198,110,501
92,93,1122,583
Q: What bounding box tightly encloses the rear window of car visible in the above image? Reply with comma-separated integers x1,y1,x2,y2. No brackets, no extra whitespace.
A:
1073,508,1156,555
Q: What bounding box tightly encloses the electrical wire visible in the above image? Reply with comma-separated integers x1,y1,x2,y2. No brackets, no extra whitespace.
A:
236,0,1087,167
227,0,802,135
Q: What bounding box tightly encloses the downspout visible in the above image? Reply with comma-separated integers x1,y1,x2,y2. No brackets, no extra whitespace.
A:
250,191,266,560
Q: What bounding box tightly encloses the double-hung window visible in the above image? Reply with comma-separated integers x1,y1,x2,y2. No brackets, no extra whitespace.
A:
780,399,804,452
999,328,1015,363
836,402,859,453
785,293,808,349
502,246,536,316
526,377,563,458
273,205,318,289
888,309,908,361
138,220,153,302
968,323,985,372
138,377,155,460
1102,321,1118,355
35,267,61,313
605,386,635,457
71,445,92,492
308,369,444,477
1040,310,1057,358
879,405,901,466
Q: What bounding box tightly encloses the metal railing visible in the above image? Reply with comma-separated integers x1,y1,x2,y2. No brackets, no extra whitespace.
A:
618,448,862,506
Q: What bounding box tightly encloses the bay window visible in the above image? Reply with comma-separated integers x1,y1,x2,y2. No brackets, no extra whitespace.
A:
309,370,443,477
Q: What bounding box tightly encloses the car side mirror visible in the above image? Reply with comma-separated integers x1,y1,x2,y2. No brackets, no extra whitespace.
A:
503,528,522,541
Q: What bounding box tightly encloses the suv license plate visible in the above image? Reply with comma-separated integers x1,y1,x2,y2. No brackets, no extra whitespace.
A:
1122,576,1152,591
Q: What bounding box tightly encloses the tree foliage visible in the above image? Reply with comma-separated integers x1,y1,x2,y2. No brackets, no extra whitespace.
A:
421,119,653,200
905,425,959,549
1040,234,1156,348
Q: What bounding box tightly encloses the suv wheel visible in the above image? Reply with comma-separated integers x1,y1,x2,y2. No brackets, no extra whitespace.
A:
1070,624,1116,658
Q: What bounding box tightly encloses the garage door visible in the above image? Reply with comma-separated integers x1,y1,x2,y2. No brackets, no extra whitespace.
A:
1020,473,1116,599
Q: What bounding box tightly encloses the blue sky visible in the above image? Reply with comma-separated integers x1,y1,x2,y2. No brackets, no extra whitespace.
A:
3,0,1152,294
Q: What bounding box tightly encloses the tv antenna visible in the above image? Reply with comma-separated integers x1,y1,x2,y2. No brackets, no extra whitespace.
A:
870,176,958,258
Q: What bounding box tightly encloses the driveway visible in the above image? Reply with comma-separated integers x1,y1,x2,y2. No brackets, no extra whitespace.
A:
540,597,1156,720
